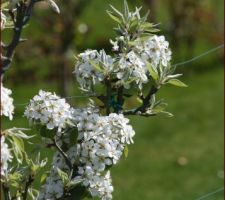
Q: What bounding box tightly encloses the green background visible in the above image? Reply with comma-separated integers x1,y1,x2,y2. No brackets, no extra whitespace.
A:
1,0,224,199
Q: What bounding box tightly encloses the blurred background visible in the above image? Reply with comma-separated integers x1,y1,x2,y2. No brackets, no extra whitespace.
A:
2,0,224,199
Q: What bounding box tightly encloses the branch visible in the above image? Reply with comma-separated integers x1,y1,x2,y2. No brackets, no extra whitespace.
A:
115,86,124,113
1,0,36,79
123,85,158,116
2,183,11,200
22,174,34,200
53,138,73,170
105,78,111,115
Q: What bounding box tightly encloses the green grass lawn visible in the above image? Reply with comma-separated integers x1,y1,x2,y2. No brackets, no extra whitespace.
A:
2,67,224,200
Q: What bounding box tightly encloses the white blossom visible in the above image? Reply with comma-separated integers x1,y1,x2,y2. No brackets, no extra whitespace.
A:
74,167,113,200
70,108,135,199
38,170,64,200
24,90,73,132
1,136,12,176
1,85,14,120
74,50,114,91
117,51,148,89
139,35,172,68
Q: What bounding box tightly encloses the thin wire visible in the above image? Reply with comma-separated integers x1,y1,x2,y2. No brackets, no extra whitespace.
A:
14,44,224,107
173,44,224,68
195,187,224,200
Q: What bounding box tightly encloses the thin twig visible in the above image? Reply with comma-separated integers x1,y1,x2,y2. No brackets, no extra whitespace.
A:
105,78,111,115
124,85,158,116
53,138,73,170
116,86,124,113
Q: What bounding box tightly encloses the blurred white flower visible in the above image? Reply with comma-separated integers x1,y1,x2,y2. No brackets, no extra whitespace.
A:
78,23,88,34
140,35,172,68
1,85,14,120
1,136,12,176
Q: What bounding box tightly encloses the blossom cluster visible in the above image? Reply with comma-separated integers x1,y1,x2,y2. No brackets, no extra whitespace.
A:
74,50,114,91
1,136,12,176
72,108,135,199
1,85,14,120
138,35,172,68
74,35,172,90
25,88,135,199
38,145,79,200
117,51,148,89
38,152,66,200
75,167,113,200
24,90,73,131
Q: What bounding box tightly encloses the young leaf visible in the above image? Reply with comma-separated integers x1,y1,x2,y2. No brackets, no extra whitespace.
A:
109,4,123,17
153,102,168,113
57,168,69,185
107,11,122,24
167,79,188,87
40,173,48,184
47,0,60,14
89,60,103,72
67,178,84,189
146,62,158,81
11,136,24,163
124,0,129,18
124,145,129,158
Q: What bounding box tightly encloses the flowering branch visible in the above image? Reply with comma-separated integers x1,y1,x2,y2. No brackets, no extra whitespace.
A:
1,1,187,200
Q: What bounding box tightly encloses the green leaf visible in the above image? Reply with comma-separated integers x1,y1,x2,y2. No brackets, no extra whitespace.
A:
153,102,168,113
167,79,188,87
40,173,48,184
67,178,84,189
38,126,55,139
107,11,122,24
124,145,129,158
109,4,123,17
11,136,24,163
146,62,158,81
57,168,69,185
141,10,150,22
89,60,103,72
159,111,174,117
124,0,129,18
